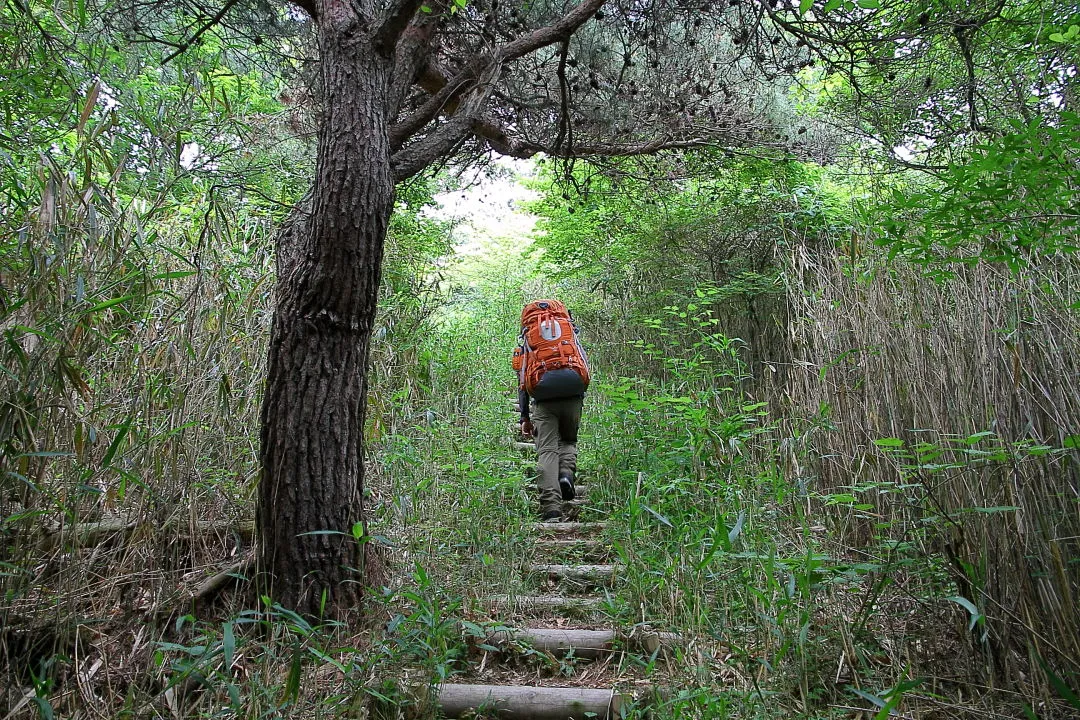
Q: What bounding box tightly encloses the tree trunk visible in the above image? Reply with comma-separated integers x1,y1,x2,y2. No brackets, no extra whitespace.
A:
257,11,393,615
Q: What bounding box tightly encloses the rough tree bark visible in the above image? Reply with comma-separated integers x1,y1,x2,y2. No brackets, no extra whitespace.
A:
257,1,394,614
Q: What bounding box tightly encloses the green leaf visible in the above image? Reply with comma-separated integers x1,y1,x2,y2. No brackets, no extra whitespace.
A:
641,503,673,527
946,595,982,632
823,0,841,10
799,0,813,15
11,325,60,343
727,510,746,544
851,688,887,709
875,692,903,720
873,437,904,448
222,621,235,673
101,416,133,468
85,294,136,314
284,641,303,702
1049,32,1065,42
972,506,1020,514
1037,653,1080,709
31,696,55,720
857,0,879,7
1063,435,1080,449
78,80,100,135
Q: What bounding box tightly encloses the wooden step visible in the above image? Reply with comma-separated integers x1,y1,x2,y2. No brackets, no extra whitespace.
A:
437,683,621,719
486,594,603,613
532,522,606,533
482,627,682,659
530,564,616,585
484,628,615,659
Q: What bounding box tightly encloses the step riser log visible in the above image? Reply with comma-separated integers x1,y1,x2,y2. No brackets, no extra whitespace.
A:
484,629,615,659
482,628,683,658
530,564,616,586
438,684,621,720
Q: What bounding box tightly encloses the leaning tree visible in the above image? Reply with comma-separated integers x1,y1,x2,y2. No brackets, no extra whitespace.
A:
218,0,1046,613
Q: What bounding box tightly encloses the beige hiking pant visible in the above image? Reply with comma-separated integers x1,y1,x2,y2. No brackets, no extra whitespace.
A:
531,396,583,516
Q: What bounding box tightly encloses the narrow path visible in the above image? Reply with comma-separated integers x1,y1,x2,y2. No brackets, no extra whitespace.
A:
434,406,677,719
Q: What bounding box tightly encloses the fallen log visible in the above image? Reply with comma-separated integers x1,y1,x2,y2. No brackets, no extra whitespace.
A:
39,518,255,550
190,551,257,605
512,441,536,451
437,684,621,719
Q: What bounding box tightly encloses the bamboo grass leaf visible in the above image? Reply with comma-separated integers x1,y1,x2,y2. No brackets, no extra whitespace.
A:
85,294,135,314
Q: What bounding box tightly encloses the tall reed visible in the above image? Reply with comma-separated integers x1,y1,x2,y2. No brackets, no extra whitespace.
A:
784,241,1080,686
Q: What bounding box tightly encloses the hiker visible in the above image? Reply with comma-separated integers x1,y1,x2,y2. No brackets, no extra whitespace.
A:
512,299,591,522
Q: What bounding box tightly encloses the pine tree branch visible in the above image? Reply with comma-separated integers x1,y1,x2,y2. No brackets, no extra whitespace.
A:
388,0,606,150
162,0,245,64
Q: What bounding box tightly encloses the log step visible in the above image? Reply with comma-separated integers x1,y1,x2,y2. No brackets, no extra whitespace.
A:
486,594,603,613
530,564,616,585
438,683,621,719
484,628,615,659
512,441,536,451
532,522,606,533
483,628,682,659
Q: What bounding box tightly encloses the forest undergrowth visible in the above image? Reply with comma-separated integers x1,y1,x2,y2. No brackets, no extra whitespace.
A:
2,158,1078,719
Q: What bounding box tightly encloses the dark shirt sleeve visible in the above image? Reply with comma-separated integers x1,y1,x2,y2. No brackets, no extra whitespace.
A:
518,387,530,420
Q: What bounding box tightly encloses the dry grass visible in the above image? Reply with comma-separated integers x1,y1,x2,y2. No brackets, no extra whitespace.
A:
784,240,1080,689
0,156,276,714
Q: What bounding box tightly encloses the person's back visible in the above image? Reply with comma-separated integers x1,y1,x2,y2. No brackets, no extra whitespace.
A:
512,300,590,521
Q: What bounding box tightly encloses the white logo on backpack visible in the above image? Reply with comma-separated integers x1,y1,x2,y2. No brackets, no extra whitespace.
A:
539,319,563,341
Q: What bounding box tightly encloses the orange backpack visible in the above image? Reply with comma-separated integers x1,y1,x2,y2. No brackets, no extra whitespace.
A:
512,299,591,400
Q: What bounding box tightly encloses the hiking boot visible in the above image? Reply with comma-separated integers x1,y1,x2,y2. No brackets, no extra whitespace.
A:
558,472,575,501
541,510,563,523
